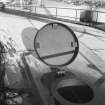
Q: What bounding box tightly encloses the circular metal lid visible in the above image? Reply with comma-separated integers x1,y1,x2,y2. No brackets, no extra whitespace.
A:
34,22,79,67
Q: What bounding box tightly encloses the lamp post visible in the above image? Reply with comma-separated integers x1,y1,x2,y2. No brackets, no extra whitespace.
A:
41,0,44,6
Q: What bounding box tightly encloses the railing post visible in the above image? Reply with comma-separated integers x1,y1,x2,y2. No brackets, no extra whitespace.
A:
56,7,57,17
35,6,36,14
75,9,77,21
96,11,98,23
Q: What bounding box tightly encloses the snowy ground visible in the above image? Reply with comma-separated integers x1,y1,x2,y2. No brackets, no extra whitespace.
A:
1,7,105,105
1,1,105,104
0,11,105,62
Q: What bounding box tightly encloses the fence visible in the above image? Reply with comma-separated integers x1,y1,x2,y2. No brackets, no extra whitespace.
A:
6,4,105,23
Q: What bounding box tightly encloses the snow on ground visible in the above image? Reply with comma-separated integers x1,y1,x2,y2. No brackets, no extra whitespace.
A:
2,2,105,104
0,12,46,52
1,10,105,101
0,12,105,63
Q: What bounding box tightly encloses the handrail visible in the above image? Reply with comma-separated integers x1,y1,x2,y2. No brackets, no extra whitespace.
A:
6,4,105,23
6,4,105,13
